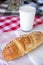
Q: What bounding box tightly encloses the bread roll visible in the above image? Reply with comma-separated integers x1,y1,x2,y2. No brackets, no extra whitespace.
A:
2,31,43,60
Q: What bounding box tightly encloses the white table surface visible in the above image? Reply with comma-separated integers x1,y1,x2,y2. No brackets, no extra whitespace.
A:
0,24,43,65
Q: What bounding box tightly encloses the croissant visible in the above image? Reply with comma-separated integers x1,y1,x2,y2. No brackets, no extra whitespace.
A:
2,31,43,60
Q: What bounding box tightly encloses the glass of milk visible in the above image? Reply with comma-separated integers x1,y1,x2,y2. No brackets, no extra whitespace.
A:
19,5,36,31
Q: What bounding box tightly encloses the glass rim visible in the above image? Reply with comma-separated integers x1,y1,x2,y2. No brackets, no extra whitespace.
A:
19,4,36,13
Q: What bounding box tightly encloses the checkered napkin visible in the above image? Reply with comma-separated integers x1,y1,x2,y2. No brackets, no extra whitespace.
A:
0,16,43,33
0,0,43,16
0,0,19,16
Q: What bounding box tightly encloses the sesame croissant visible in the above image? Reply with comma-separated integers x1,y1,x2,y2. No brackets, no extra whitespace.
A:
2,31,43,60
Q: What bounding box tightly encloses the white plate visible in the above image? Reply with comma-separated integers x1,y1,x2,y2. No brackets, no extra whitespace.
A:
0,24,43,65
28,45,43,65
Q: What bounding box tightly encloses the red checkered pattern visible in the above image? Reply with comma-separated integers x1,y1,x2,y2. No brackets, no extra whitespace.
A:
0,16,43,33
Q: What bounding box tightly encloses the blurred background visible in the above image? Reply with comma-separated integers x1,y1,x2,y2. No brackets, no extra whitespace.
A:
0,0,43,16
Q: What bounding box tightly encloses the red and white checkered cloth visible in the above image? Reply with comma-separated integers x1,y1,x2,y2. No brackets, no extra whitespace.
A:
0,16,43,33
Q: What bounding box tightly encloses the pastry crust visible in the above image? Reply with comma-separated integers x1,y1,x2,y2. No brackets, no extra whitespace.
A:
2,31,43,60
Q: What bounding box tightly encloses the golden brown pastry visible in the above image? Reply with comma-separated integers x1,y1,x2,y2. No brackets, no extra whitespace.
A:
2,31,43,60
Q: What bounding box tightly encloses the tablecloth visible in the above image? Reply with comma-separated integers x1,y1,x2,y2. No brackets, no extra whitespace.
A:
0,15,43,65
0,16,43,33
